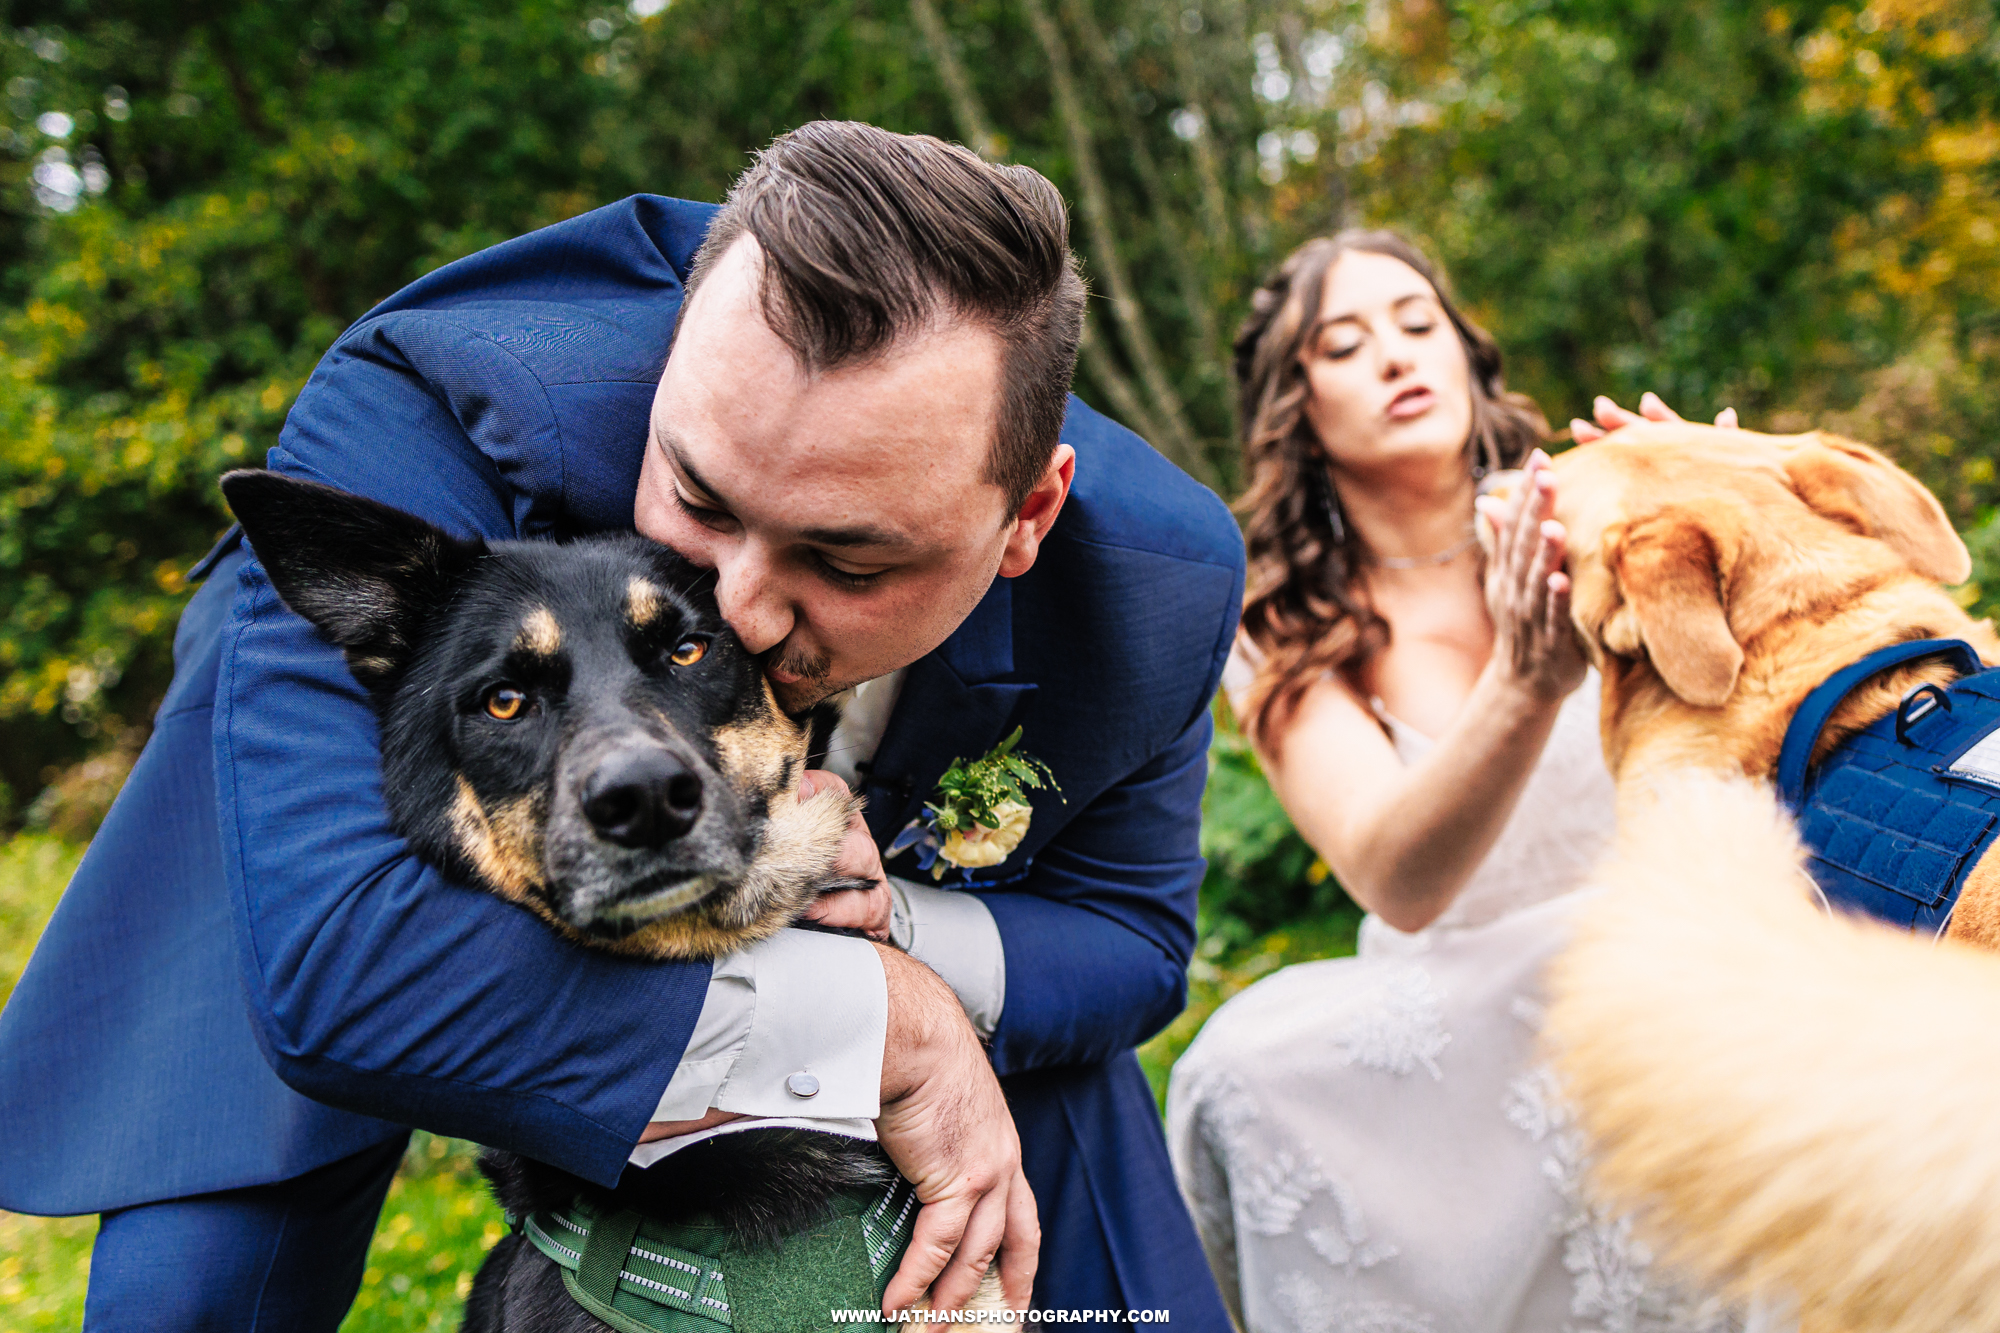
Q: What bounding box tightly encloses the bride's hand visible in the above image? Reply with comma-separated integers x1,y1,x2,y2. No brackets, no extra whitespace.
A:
1569,390,1738,442
1475,448,1587,702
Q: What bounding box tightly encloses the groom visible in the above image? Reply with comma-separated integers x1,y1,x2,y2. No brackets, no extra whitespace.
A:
0,122,1241,1329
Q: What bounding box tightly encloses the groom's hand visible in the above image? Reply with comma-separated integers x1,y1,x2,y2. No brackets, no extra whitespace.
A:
797,771,894,941
874,943,1037,1314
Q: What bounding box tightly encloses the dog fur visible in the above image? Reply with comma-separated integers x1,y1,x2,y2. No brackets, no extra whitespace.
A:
218,470,863,961
1547,424,1987,777
219,470,1001,1329
1526,424,2000,1331
1547,776,2000,1333
1543,423,2000,945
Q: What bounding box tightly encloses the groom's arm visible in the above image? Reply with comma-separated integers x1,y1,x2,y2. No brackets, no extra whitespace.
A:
215,311,887,1185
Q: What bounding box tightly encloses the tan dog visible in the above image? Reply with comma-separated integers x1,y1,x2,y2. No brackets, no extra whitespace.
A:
1550,423,1990,805
1532,422,2000,1332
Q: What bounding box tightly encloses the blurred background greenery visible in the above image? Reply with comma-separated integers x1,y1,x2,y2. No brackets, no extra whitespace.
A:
2,0,1998,1325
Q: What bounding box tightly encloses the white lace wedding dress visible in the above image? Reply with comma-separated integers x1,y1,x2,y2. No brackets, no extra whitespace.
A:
1167,673,1748,1333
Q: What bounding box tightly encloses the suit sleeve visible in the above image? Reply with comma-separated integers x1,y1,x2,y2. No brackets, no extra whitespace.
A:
214,316,712,1187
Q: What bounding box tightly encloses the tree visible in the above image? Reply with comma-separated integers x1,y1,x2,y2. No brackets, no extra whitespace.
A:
0,0,635,812
4,0,1997,832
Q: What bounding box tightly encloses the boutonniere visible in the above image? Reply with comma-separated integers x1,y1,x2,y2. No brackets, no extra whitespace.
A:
887,726,1062,882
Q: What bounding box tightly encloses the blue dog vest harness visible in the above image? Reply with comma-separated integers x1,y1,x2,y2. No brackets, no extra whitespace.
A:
1776,638,2000,934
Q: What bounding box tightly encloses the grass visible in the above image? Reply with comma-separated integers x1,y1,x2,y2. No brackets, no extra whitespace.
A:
0,835,95,1330
338,1134,508,1331
0,1134,504,1333
0,834,509,1331
0,834,82,1013
0,828,1353,1329
0,1212,94,1332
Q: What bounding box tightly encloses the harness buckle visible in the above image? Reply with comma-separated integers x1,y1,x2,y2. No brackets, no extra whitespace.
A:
1896,682,1953,746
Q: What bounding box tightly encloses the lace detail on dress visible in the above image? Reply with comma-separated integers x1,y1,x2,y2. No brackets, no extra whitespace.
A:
1274,1274,1438,1333
1188,1067,1399,1267
1240,1151,1326,1236
1190,1070,1317,1238
1305,1180,1400,1273
1327,960,1450,1079
1504,1065,1741,1333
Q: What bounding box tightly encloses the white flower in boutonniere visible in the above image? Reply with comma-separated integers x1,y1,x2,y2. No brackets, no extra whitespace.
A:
940,800,1033,869
887,727,1062,882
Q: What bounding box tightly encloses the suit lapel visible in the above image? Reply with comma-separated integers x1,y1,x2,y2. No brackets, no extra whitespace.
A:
860,578,1038,849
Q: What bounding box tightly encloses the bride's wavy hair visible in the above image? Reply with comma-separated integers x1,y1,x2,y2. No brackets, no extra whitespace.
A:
1234,231,1548,747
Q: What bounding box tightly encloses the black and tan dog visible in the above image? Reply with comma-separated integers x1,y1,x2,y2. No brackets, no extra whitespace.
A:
221,470,965,1332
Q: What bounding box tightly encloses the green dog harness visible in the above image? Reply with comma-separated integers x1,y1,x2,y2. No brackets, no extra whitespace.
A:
520,1176,919,1333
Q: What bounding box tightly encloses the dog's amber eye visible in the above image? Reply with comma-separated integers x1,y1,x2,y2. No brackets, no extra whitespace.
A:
483,686,528,721
669,639,707,667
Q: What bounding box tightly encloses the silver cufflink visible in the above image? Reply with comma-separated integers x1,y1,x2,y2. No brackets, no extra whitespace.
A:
786,1071,820,1098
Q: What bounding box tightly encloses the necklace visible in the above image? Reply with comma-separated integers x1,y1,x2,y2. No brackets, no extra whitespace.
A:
1368,525,1478,570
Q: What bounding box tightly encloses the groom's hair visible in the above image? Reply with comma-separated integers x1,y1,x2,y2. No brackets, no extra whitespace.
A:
686,121,1086,513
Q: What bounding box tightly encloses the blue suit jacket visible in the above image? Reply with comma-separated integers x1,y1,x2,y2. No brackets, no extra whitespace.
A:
0,197,1242,1321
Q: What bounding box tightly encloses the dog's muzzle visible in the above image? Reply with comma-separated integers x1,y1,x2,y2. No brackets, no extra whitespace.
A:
542,728,749,934
579,744,704,848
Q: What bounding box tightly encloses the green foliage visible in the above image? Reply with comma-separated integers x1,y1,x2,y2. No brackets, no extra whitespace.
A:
0,1132,501,1332
1331,1,2000,514
1197,717,1358,942
342,1134,506,1331
1137,911,1361,1105
0,831,80,1009
1364,3,1916,414
924,726,1060,834
0,1208,94,1330
0,0,636,806
8,0,2000,818
0,833,93,1327
1959,504,2000,625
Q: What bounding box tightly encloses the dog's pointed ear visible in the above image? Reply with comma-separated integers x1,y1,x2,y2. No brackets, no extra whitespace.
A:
1779,433,1969,583
219,469,484,688
1606,509,1744,708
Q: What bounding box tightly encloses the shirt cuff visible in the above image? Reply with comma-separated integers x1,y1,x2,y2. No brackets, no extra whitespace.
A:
887,876,1006,1038
645,928,887,1126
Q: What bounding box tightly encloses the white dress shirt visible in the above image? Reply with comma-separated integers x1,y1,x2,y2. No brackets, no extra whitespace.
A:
636,668,1008,1160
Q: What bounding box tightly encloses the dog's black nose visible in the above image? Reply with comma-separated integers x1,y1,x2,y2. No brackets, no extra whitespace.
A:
580,748,703,848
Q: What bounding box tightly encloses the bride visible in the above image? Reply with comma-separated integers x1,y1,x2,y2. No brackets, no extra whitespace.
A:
1166,231,1739,1333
